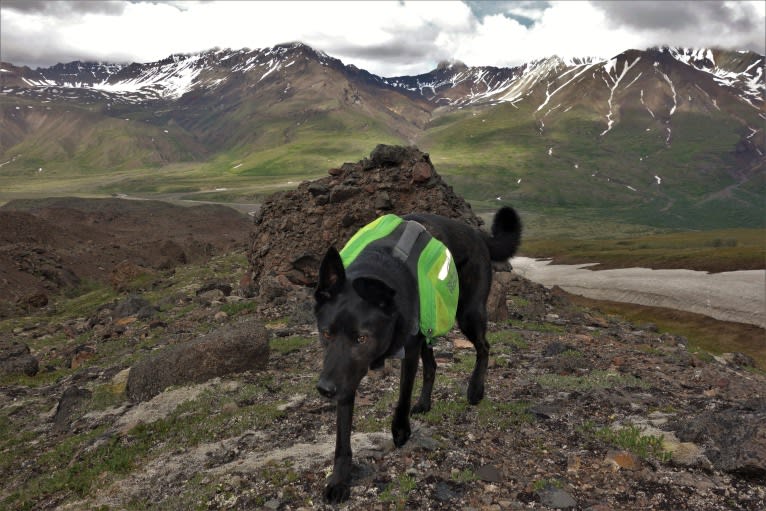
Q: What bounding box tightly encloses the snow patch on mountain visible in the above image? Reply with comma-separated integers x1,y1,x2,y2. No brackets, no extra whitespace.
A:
600,56,642,136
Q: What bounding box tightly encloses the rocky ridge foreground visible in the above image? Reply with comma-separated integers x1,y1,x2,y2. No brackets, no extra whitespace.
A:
0,146,764,510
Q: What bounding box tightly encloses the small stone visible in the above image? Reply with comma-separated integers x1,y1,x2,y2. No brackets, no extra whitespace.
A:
454,338,473,350
221,402,239,414
412,161,433,183
538,486,577,509
476,464,503,483
605,450,642,471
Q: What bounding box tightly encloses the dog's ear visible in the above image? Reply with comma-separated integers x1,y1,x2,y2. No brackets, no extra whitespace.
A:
352,277,396,313
316,247,345,303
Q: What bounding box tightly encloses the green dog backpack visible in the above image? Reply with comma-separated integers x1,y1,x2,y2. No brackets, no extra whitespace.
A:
340,214,459,343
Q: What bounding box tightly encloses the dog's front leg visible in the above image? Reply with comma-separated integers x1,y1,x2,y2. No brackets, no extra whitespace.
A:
392,344,419,447
324,400,354,503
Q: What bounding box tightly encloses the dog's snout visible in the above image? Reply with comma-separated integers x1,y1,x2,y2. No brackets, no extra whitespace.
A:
316,377,337,399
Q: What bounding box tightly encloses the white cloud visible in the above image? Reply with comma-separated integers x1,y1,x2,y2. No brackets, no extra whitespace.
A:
1,0,763,76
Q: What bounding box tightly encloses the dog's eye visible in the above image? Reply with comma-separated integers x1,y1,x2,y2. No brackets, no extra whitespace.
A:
322,330,335,341
356,335,367,345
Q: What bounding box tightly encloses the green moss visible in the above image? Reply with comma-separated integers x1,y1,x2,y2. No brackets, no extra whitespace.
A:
579,421,672,462
476,400,534,429
379,473,417,510
488,330,529,351
535,370,649,391
269,336,314,355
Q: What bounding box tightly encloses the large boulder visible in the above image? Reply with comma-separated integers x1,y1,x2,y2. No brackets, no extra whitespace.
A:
672,400,766,477
244,145,484,312
0,340,39,377
126,317,270,402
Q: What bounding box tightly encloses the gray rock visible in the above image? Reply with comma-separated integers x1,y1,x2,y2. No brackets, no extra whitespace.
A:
487,271,513,322
538,485,577,509
370,144,411,166
126,317,270,402
114,295,152,319
476,464,503,483
0,340,39,377
673,401,766,477
53,386,92,433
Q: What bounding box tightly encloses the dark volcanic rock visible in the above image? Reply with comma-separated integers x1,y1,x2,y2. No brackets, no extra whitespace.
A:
0,340,39,376
672,401,766,477
126,317,270,402
53,386,92,433
244,145,483,313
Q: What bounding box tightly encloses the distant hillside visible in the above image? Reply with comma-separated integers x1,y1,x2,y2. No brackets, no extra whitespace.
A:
0,43,763,229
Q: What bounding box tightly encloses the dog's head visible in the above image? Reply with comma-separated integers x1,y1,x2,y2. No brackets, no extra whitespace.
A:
314,247,399,403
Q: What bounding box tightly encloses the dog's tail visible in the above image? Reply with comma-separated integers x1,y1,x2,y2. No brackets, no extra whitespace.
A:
486,206,522,262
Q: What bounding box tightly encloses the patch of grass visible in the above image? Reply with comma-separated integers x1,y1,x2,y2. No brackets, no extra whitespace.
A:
579,421,672,462
521,228,765,272
488,329,529,351
568,294,766,370
421,398,470,426
379,473,417,510
476,400,534,429
508,320,565,334
125,472,220,511
5,382,285,508
355,387,398,433
269,336,314,355
451,468,478,483
535,370,649,391
219,300,258,317
532,477,563,492
54,284,120,318
259,459,300,486
2,426,143,509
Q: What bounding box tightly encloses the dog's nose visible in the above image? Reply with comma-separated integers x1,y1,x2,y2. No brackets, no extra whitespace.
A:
316,378,337,399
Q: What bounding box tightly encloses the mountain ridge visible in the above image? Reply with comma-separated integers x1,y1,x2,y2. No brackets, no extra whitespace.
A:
0,42,763,230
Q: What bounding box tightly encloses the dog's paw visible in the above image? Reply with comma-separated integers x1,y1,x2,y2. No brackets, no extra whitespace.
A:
410,400,431,414
392,423,411,447
467,381,485,405
323,481,351,503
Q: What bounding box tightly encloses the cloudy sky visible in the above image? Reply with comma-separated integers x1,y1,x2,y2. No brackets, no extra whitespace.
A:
1,0,764,76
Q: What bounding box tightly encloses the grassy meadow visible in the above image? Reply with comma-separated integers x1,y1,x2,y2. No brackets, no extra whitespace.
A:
519,228,765,273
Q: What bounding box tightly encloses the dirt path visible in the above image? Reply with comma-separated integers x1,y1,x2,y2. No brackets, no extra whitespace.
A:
512,257,766,328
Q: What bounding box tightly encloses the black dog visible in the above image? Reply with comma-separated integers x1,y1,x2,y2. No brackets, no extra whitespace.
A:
314,207,521,503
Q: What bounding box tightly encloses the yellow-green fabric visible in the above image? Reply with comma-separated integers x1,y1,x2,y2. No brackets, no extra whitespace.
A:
417,237,458,339
339,214,459,342
340,214,403,268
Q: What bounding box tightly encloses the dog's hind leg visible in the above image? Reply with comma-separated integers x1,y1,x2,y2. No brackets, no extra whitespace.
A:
412,338,436,414
392,345,419,447
457,306,490,405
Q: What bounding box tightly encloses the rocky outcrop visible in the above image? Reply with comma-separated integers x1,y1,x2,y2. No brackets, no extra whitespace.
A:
126,317,270,402
244,145,482,306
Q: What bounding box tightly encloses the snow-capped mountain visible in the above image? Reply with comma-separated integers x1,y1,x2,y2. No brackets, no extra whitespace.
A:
0,43,763,229
3,43,761,111
1,43,351,102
